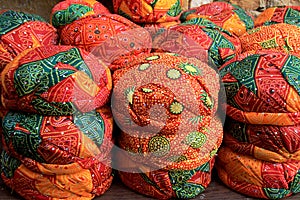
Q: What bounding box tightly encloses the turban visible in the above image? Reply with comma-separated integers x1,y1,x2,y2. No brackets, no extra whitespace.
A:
180,1,254,36
239,23,300,56
111,52,223,199
60,14,140,52
153,17,241,68
255,6,300,27
50,0,110,30
217,50,300,199
0,10,58,71
217,146,300,199
112,0,183,27
0,106,113,200
1,45,112,115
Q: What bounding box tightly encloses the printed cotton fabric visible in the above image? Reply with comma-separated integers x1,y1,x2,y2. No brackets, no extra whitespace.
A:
255,6,300,27
113,0,183,27
152,17,241,68
239,23,300,56
0,10,58,72
51,0,111,30
60,14,140,52
0,107,114,200
217,146,300,199
112,52,223,199
1,45,112,115
180,1,254,36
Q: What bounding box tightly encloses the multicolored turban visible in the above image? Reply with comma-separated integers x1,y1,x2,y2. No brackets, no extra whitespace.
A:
255,6,300,27
180,1,254,36
217,146,300,200
153,17,241,68
0,106,114,200
112,52,223,199
1,45,112,115
216,50,300,199
239,23,300,56
112,0,183,27
51,0,111,30
0,10,58,71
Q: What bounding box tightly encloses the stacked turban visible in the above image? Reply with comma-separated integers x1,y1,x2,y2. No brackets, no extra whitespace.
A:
180,1,255,36
0,42,114,199
0,10,58,72
112,52,223,199
216,50,300,199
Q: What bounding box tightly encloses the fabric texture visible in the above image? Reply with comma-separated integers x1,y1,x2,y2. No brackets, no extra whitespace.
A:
60,14,140,52
0,10,58,72
1,45,112,115
255,6,300,27
153,17,241,68
239,23,300,56
180,1,254,36
112,0,183,27
0,106,114,200
112,52,223,199
51,0,111,30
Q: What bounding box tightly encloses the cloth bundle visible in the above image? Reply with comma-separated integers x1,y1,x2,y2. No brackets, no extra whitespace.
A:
112,52,223,199
180,1,255,36
152,17,241,68
0,44,114,199
255,6,300,27
112,0,184,28
239,23,300,56
51,0,110,30
216,50,300,199
0,10,58,72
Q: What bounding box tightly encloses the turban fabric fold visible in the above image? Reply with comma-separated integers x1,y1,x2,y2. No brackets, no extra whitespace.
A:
239,23,300,56
255,6,300,27
50,0,111,30
180,1,254,36
152,17,241,68
0,10,58,71
1,45,112,115
112,0,183,27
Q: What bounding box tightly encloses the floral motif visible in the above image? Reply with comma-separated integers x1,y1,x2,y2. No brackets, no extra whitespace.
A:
167,69,181,80
170,101,184,114
148,136,170,157
185,131,207,148
178,62,202,76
